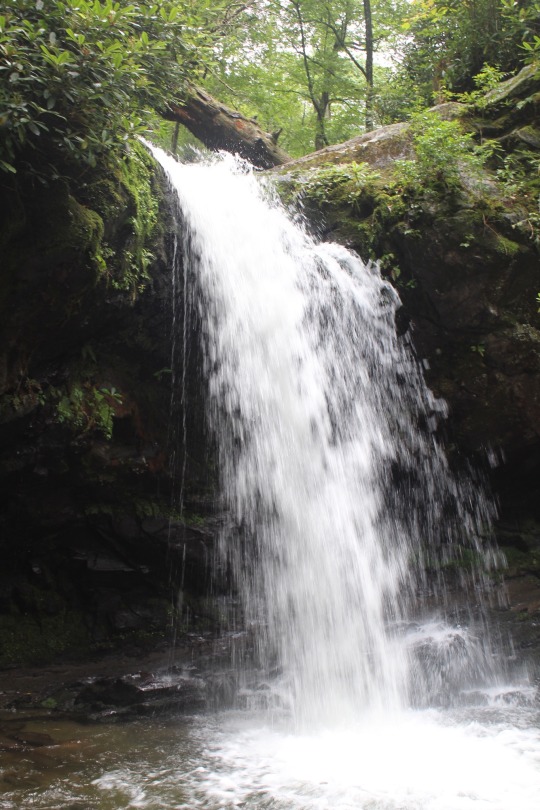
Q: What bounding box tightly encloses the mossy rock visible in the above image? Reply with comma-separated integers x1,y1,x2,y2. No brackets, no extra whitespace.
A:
274,76,540,497
277,121,413,174
499,545,540,577
0,611,91,668
0,182,104,302
482,63,540,111
514,125,540,150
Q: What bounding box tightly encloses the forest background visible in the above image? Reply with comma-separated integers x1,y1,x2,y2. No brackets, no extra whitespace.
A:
1,0,539,181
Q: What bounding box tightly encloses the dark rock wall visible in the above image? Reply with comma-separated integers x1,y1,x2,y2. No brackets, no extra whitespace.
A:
0,146,218,667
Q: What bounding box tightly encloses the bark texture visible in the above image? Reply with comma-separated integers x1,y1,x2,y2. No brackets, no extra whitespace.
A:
165,86,291,169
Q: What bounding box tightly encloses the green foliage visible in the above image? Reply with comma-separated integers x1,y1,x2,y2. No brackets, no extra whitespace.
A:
2,0,533,169
372,70,426,125
496,147,540,245
210,2,539,152
56,382,123,439
453,63,508,107
1,0,537,177
0,0,219,176
400,0,532,102
206,0,410,154
394,111,492,189
470,343,486,357
501,0,540,63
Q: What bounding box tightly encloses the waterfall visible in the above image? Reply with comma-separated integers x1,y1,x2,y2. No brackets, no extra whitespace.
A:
150,145,506,725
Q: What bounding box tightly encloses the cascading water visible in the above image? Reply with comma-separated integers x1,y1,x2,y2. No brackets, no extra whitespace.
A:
122,143,540,810
153,145,500,719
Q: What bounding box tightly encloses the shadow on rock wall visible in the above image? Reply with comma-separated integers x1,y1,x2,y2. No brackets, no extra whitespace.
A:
0,144,221,667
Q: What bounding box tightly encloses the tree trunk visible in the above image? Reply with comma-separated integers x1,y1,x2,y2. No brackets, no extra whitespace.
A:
164,86,291,169
314,91,331,151
363,0,374,132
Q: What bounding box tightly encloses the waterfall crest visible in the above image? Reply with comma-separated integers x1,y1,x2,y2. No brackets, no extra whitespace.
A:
151,146,503,725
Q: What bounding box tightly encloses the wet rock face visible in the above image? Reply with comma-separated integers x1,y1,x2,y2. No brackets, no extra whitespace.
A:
392,215,540,482
72,674,208,717
0,154,220,667
0,633,249,720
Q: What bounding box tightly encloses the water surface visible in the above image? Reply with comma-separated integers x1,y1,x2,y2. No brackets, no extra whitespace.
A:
2,702,540,809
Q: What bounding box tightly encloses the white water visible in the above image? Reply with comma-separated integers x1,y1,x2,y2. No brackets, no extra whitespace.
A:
142,145,540,809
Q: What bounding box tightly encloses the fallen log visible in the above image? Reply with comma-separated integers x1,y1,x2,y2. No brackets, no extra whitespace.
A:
164,86,291,169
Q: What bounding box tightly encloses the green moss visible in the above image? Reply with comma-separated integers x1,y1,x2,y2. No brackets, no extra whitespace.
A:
0,611,91,668
0,602,171,668
85,142,159,296
285,162,408,261
0,141,161,309
499,545,540,576
1,181,104,282
133,499,168,519
514,125,540,149
299,162,382,205
183,511,207,527
494,234,522,256
483,63,540,110
278,106,540,293
40,697,58,709
28,185,102,266
56,143,158,298
82,177,127,227
441,547,483,572
65,196,104,257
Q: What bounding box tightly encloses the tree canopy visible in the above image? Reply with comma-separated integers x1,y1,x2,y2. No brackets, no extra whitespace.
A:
0,0,225,174
400,0,540,103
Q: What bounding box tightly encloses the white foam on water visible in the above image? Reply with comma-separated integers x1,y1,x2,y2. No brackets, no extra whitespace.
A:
83,710,540,810
185,710,540,810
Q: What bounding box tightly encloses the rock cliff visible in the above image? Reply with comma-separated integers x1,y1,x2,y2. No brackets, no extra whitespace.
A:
0,65,539,668
0,143,219,666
